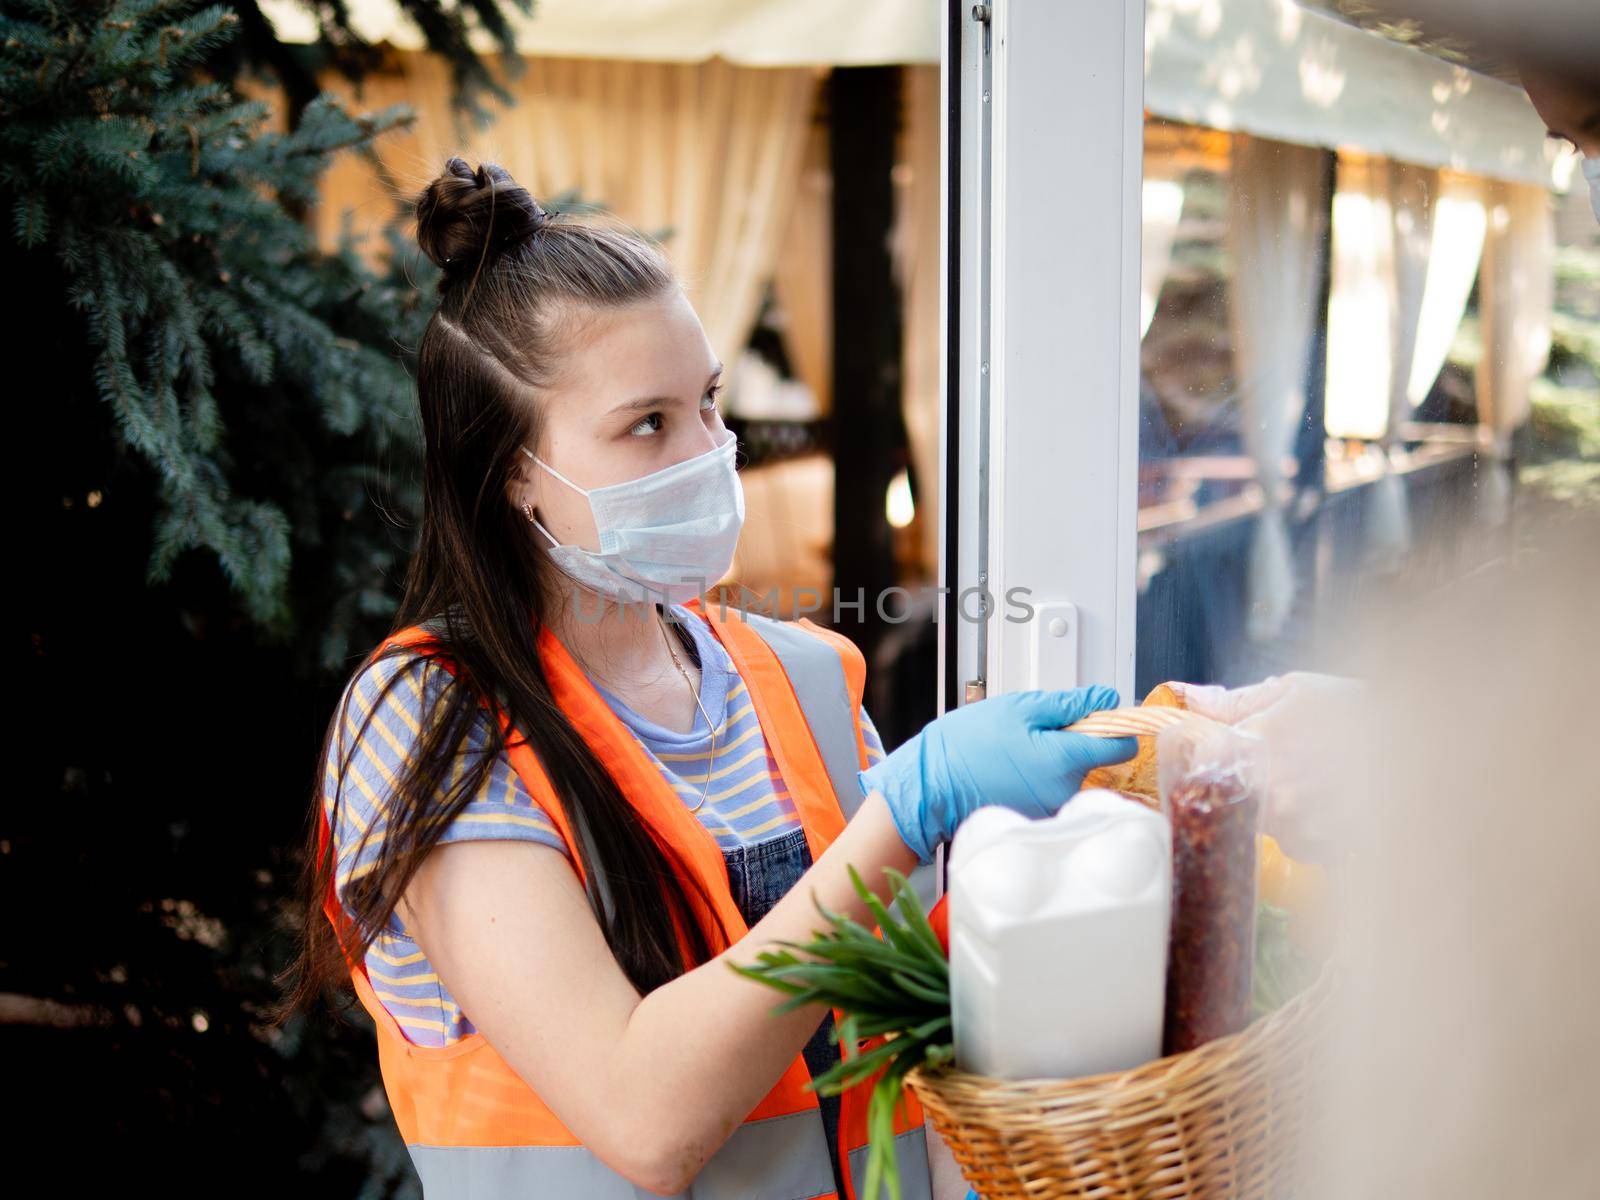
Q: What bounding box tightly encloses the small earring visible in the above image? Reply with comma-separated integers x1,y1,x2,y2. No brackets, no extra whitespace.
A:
521,503,536,523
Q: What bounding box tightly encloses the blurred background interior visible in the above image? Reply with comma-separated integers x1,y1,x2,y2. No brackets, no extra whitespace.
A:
9,0,1595,1192
250,0,1599,743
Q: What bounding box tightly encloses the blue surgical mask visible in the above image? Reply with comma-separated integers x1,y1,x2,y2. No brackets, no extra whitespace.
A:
1584,153,1600,226
521,431,744,605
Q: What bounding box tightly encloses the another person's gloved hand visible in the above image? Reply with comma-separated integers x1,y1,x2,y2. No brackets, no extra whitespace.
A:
860,687,1137,865
1168,671,1363,863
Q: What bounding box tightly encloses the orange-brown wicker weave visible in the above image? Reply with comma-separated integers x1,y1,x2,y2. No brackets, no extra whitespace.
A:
907,962,1333,1200
910,705,1335,1199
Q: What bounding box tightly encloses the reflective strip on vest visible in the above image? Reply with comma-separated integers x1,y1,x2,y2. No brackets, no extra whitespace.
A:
847,1124,933,1200
745,611,941,912
739,612,863,819
407,1107,837,1200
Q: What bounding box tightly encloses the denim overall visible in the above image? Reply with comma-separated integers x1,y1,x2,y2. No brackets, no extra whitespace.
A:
723,825,847,1199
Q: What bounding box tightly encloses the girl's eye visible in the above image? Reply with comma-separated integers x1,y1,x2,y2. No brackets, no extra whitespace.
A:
627,412,665,437
628,386,721,437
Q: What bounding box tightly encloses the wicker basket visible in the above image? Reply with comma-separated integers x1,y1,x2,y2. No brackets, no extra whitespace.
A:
907,705,1337,1200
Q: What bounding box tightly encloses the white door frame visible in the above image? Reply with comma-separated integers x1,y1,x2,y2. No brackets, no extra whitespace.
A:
943,0,1144,711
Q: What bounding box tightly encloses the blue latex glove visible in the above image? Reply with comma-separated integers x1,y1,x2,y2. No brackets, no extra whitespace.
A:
964,1191,981,1200
859,686,1138,865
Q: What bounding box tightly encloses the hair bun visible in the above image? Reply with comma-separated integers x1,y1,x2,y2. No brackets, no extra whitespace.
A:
415,157,551,279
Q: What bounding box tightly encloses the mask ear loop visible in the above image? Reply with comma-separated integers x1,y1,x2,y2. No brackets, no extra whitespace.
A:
519,445,589,496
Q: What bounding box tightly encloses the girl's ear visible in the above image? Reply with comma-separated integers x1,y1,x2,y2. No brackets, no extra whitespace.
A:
507,448,543,520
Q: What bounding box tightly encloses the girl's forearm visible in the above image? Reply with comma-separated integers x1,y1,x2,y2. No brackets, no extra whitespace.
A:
611,789,925,1187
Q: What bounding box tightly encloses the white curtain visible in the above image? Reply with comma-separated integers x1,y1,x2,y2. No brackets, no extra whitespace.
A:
1324,159,1493,568
1326,157,1405,445
1476,181,1557,523
1325,157,1436,567
1371,160,1437,568
1227,134,1329,641
299,53,823,390
1141,176,1186,338
772,117,834,417
1406,173,1489,408
895,64,944,577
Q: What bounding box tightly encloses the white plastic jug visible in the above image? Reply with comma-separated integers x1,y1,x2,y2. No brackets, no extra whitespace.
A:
947,788,1172,1080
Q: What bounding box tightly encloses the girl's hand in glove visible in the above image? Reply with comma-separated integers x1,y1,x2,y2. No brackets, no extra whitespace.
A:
858,687,1138,865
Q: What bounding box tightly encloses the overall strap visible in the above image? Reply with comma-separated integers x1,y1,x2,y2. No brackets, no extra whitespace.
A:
698,603,943,912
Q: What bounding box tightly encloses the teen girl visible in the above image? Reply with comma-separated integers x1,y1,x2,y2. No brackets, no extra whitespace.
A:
285,157,1134,1199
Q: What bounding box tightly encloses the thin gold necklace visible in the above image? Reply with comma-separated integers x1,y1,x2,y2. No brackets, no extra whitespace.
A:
657,608,719,813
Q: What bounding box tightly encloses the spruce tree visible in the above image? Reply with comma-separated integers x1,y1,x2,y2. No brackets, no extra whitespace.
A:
5,0,424,657
1,0,532,1188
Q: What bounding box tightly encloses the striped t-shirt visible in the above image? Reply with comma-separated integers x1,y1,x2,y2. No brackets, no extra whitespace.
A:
322,605,886,1047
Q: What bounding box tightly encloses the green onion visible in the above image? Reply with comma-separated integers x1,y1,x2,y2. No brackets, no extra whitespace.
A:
727,864,952,1200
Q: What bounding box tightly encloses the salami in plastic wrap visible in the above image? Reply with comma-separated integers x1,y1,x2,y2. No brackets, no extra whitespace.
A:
1157,721,1265,1055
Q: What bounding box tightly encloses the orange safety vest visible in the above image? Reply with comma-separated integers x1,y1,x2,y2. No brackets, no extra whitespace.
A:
318,597,939,1199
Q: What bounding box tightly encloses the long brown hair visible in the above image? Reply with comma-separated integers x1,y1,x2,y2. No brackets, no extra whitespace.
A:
274,157,725,1032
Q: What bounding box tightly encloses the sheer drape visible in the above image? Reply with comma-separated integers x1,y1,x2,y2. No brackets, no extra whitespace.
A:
1326,157,1437,566
1406,172,1489,409
1371,161,1438,566
896,64,944,576
772,119,833,416
1476,181,1556,523
1227,134,1329,641
307,53,822,388
1326,156,1407,444
1324,158,1492,563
